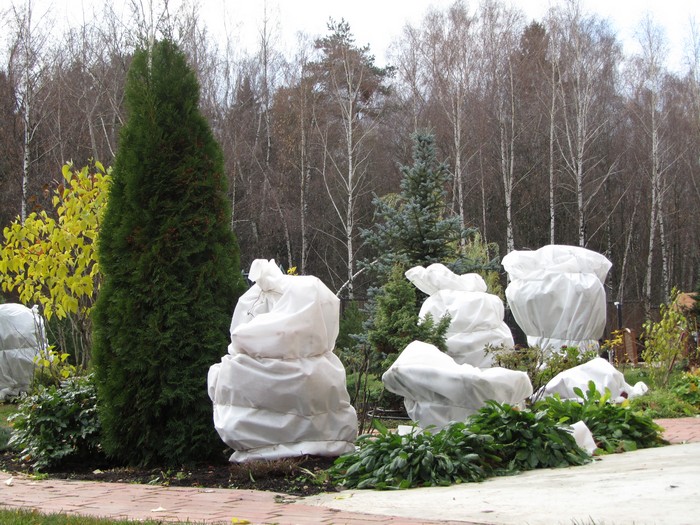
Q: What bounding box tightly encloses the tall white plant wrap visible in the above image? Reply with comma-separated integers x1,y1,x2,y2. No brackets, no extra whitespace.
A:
208,259,357,462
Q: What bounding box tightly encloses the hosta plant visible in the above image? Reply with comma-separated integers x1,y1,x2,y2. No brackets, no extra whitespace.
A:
535,381,666,453
466,401,591,472
330,419,500,489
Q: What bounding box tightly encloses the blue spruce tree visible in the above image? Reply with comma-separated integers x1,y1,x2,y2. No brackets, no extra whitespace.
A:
362,132,490,281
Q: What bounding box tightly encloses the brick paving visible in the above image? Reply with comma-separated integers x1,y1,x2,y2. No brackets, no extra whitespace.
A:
655,416,700,444
0,471,475,525
1,417,699,525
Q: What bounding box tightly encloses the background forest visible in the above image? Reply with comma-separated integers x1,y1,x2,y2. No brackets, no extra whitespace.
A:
2,0,700,329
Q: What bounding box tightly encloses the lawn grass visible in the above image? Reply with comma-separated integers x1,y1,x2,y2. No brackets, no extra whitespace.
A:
1,402,17,451
0,508,205,524
621,364,654,387
1,402,17,426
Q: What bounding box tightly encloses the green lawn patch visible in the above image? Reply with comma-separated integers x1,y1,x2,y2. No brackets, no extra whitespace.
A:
0,508,205,524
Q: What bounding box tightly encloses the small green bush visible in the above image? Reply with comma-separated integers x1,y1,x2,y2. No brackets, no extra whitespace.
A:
466,401,591,472
535,382,666,453
330,420,500,489
641,289,687,388
8,374,103,470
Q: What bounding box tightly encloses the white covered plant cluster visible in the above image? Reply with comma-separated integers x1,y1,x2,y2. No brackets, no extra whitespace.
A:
0,303,46,402
208,246,647,463
383,263,532,430
383,245,646,442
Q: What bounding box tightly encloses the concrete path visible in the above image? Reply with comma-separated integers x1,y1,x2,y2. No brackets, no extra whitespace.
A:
1,417,699,525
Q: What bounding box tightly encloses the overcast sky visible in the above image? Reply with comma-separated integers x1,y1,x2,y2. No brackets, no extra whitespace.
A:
29,0,700,72
207,0,700,72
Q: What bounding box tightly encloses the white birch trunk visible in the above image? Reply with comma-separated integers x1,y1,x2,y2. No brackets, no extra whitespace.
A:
452,99,466,231
548,60,557,244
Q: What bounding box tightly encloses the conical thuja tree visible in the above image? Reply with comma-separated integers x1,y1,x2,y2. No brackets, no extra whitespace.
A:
92,39,246,466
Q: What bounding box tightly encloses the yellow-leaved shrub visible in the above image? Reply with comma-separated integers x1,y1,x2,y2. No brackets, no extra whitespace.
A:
0,161,111,371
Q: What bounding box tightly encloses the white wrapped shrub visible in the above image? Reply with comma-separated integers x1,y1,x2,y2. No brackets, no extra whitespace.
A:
208,259,357,462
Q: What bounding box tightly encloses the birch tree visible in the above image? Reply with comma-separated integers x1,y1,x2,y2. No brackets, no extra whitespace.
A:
547,0,620,247
7,0,50,223
271,35,319,274
419,2,477,230
629,16,673,312
310,19,392,298
478,0,523,253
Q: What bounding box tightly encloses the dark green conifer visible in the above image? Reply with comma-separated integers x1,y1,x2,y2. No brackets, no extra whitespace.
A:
92,40,246,466
368,264,450,357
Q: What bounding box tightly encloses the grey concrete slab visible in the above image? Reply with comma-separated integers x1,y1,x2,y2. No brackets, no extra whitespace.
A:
303,442,700,525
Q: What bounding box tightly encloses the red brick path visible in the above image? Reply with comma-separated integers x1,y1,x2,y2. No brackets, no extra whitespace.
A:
0,473,472,525
655,416,700,444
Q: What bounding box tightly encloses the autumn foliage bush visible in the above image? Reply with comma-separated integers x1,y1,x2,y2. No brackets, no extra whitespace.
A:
0,161,110,370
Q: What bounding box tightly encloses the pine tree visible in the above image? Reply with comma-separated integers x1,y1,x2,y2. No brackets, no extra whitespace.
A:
92,40,246,467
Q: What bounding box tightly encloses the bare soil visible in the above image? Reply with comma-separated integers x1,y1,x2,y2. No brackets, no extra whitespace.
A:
0,450,339,496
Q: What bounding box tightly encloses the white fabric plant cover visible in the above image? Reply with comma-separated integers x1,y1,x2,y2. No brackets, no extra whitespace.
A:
208,259,357,462
405,263,513,368
540,357,648,403
502,245,612,354
0,304,45,401
382,341,533,430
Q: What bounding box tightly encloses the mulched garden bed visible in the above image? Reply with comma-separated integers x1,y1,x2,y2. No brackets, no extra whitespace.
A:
0,450,339,496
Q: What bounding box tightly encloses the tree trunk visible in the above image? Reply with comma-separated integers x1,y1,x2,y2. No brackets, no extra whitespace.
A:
548,60,557,245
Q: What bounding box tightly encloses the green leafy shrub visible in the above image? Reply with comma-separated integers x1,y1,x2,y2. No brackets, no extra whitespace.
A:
487,344,597,399
466,401,591,472
8,374,103,470
332,399,595,490
330,420,500,489
535,382,666,453
641,289,688,388
332,386,669,491
671,369,700,407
